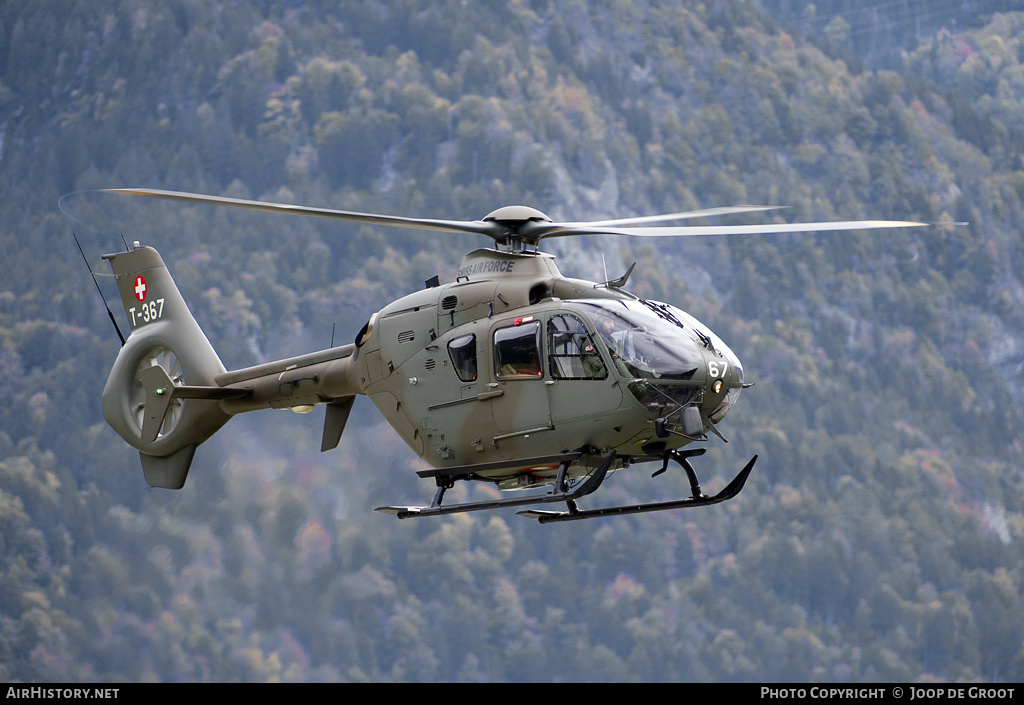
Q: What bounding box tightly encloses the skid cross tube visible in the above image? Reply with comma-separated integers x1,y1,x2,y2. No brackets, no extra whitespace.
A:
376,451,616,519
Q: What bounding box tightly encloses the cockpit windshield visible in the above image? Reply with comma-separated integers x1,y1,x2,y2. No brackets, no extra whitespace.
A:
572,299,703,380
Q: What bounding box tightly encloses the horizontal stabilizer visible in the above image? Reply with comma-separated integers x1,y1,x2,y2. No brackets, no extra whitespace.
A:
137,365,249,444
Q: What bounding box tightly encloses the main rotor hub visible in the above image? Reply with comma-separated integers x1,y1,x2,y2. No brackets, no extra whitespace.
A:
483,205,552,251
483,205,551,224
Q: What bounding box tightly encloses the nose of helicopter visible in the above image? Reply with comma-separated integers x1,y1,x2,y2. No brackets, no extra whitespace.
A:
705,338,744,423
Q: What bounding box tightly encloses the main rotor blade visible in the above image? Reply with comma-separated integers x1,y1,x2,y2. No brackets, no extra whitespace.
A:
101,189,928,245
555,205,785,228
102,188,504,239
530,219,928,240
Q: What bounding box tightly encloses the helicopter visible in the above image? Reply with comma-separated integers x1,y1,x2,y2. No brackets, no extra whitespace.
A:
90,188,927,523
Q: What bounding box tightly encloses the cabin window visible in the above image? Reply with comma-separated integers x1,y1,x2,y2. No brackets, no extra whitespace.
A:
494,320,543,379
547,314,607,379
447,333,477,382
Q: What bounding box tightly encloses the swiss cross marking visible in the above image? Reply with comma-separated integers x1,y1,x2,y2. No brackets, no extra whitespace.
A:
134,276,147,302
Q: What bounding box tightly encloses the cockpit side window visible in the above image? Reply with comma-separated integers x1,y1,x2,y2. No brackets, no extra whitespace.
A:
547,314,607,379
447,333,477,382
494,320,543,379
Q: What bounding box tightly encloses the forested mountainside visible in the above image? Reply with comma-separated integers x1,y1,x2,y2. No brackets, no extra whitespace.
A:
1,0,1022,682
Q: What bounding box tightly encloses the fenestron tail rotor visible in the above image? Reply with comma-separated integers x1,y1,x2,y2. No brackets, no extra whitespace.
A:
98,187,928,250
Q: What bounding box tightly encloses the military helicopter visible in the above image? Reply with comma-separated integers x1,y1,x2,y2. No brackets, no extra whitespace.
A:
90,188,925,523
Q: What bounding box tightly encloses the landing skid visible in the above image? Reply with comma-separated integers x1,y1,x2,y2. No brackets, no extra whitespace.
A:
519,453,757,523
375,449,757,523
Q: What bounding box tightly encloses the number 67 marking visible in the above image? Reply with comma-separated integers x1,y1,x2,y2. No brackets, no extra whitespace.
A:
708,360,728,378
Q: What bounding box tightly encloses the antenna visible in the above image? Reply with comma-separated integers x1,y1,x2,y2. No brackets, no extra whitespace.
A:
73,234,126,346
